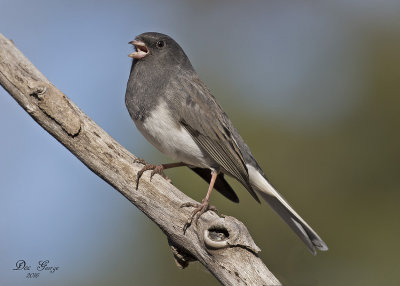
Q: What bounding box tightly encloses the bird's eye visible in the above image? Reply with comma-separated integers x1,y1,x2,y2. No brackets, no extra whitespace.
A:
156,40,165,48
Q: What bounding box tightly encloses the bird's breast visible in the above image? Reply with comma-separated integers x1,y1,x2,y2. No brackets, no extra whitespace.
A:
134,101,211,168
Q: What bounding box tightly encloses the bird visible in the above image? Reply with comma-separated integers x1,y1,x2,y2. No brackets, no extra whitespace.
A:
125,32,328,255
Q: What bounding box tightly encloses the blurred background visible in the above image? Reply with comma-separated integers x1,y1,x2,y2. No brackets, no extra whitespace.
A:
1,0,399,285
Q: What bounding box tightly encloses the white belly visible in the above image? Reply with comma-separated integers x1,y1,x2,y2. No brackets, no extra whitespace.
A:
135,101,210,168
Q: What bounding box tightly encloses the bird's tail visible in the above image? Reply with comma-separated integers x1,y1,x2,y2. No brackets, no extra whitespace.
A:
247,165,328,255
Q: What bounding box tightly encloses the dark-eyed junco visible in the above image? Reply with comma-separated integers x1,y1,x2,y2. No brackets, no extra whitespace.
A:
125,32,328,255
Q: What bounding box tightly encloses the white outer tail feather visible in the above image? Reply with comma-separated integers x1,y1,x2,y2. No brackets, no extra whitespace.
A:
247,165,328,255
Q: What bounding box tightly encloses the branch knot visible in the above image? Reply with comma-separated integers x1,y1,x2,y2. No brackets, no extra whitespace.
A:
29,82,81,137
202,216,261,254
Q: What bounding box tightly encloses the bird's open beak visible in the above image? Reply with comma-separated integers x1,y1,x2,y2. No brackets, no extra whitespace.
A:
128,40,149,59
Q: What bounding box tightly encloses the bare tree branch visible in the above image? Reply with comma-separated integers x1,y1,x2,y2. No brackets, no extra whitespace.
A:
0,33,281,286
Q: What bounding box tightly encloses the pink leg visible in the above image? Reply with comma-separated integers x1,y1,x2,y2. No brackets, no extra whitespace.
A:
181,170,219,232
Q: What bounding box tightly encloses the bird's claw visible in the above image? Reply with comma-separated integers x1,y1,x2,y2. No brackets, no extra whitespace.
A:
150,165,168,180
135,164,170,189
181,199,217,233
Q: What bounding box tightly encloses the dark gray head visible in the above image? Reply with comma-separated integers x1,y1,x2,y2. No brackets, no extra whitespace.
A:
128,32,193,71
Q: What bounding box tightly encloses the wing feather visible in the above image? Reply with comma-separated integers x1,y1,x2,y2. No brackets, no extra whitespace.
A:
171,74,260,202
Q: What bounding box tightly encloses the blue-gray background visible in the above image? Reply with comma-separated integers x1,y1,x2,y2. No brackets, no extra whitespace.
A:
1,1,399,285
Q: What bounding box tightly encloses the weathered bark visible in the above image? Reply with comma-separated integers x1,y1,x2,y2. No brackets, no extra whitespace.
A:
0,33,281,286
